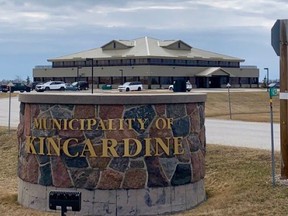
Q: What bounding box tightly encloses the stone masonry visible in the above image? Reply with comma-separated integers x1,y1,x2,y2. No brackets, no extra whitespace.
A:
17,97,206,215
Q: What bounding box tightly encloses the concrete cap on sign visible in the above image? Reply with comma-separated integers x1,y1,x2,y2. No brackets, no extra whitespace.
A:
18,92,207,105
226,83,231,88
7,82,14,87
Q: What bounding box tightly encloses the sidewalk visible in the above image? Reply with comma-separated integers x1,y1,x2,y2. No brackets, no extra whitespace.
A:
0,96,19,128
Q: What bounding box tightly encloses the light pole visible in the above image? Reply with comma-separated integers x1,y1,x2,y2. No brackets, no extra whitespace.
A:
119,69,123,84
86,58,94,94
226,83,232,119
264,68,269,90
76,66,81,82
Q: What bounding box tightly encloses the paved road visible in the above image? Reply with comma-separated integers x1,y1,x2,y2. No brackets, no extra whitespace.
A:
206,119,280,151
0,95,280,151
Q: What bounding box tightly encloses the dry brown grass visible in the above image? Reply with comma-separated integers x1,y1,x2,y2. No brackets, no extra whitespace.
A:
1,129,287,215
174,145,288,216
0,128,57,216
0,92,18,98
206,91,280,123
0,91,286,215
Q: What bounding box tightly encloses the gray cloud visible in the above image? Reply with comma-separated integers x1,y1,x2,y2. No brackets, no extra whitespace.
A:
0,0,285,79
0,0,282,33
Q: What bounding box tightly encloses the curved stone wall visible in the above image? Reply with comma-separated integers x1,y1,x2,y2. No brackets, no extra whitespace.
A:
17,92,206,215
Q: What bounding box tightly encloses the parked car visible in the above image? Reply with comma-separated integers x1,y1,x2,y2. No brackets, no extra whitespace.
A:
1,83,31,93
118,82,143,92
35,81,66,92
169,81,192,92
269,82,280,88
72,81,89,90
30,81,42,90
1,84,8,92
65,83,79,91
101,84,112,90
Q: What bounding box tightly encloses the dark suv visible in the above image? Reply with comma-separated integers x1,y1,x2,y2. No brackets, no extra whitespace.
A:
72,81,89,90
1,83,31,93
1,84,8,92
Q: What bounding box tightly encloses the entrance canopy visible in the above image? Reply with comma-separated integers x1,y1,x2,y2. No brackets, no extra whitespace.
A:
196,67,234,77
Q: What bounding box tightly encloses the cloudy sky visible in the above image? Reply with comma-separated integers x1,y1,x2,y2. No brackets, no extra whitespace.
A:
0,0,286,81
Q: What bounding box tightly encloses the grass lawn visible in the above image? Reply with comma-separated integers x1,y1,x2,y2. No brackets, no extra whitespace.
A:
0,92,18,98
205,91,280,123
0,128,287,216
175,145,288,216
0,90,286,215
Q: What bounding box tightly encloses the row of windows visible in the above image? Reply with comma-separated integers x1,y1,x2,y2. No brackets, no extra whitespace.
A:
52,59,240,68
35,76,257,87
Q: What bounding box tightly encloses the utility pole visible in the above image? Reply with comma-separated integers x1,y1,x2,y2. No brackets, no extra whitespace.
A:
272,19,288,178
280,24,288,178
264,68,269,91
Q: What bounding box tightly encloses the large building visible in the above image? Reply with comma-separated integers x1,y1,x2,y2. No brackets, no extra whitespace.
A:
33,36,259,88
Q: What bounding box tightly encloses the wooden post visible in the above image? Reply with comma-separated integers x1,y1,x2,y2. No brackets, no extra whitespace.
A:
280,21,288,178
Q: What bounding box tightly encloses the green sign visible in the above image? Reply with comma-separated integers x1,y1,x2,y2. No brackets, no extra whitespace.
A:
269,87,278,97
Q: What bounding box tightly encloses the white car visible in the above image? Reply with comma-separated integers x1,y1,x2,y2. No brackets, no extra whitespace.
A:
118,82,143,92
36,81,66,92
169,81,192,92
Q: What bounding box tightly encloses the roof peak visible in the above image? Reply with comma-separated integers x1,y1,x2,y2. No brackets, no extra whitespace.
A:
48,36,244,62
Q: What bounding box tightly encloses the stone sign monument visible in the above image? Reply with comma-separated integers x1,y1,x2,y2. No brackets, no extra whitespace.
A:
17,92,206,215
